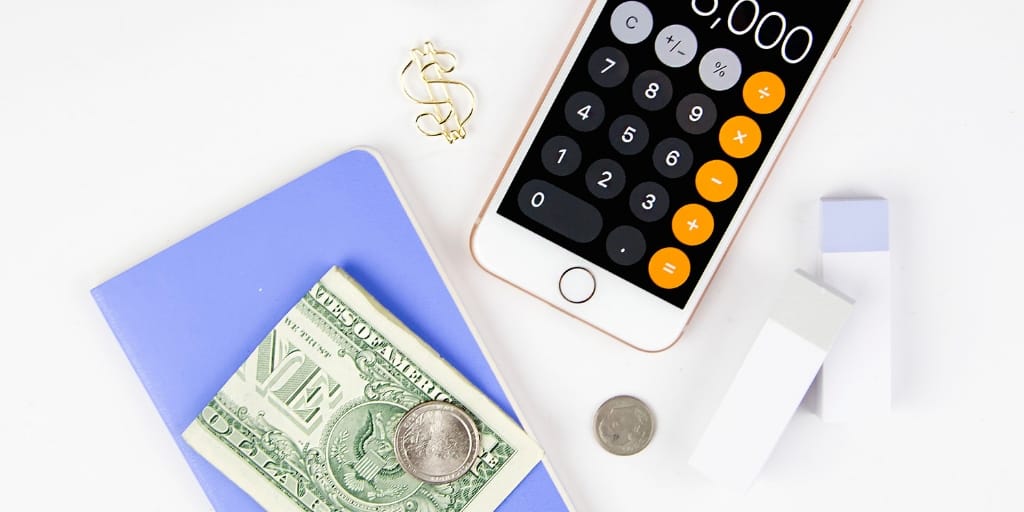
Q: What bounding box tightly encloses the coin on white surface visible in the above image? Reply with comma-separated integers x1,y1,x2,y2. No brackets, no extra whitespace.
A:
594,395,655,456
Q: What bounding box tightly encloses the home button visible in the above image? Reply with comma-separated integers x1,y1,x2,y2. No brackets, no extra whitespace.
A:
559,267,596,304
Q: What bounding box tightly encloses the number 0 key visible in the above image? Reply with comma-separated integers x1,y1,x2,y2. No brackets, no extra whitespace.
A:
518,180,604,244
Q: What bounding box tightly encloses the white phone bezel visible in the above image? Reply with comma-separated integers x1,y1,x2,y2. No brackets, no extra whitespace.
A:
472,0,863,352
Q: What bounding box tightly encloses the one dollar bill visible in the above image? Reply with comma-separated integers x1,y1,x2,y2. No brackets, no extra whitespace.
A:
183,267,542,512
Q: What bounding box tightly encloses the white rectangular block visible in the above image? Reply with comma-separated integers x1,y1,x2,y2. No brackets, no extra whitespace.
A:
812,198,891,422
689,271,854,490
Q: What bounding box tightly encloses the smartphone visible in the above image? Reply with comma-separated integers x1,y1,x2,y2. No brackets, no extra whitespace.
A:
472,0,862,352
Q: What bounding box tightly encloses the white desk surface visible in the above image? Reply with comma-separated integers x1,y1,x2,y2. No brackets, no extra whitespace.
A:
2,1,1022,510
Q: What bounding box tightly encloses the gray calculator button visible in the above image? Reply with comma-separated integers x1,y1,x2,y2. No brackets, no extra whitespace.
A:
632,70,673,112
655,24,698,68
611,1,654,45
589,47,630,88
699,48,743,91
518,179,603,244
609,115,650,156
565,91,606,133
585,159,627,200
541,136,582,177
676,93,718,135
629,181,671,223
606,226,647,266
652,138,694,179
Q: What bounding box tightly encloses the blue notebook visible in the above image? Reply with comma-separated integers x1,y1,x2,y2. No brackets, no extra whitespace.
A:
92,149,569,512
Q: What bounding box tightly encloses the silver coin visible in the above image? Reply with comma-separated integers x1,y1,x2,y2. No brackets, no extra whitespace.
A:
594,395,655,456
393,401,480,484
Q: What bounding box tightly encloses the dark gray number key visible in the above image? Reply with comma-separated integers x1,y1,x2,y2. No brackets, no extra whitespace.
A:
518,180,604,244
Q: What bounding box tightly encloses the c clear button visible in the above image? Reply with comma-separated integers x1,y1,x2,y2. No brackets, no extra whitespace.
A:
611,1,654,45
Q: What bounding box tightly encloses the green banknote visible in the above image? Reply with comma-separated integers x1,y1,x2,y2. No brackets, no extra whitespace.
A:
183,267,542,512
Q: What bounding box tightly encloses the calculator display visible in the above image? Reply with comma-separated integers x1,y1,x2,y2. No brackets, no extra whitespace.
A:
497,0,851,308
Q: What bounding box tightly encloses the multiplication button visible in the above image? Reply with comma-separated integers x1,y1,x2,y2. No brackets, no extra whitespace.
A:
589,47,630,88
611,1,654,45
699,48,743,91
719,116,762,159
655,25,698,68
565,91,605,133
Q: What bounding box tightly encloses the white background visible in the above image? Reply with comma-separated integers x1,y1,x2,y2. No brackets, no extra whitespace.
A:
2,1,1023,510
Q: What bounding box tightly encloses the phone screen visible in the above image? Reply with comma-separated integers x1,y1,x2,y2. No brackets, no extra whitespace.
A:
496,0,852,308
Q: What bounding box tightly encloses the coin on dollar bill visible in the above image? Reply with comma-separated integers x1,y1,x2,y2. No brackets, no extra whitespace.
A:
594,395,655,456
394,401,482,484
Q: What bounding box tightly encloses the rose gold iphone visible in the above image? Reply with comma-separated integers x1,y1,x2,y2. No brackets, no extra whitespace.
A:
473,0,862,352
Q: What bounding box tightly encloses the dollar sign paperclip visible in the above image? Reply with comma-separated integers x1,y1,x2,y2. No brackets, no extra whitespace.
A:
401,42,476,144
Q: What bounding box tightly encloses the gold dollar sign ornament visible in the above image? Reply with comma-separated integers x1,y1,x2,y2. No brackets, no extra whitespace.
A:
401,42,476,144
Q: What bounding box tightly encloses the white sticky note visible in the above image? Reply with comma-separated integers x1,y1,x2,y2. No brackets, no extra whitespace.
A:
811,198,891,422
689,270,854,490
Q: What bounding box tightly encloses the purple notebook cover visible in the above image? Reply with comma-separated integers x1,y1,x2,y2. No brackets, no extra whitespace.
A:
92,149,568,511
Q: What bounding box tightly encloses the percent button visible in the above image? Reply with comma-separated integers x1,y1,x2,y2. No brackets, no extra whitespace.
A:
699,48,742,92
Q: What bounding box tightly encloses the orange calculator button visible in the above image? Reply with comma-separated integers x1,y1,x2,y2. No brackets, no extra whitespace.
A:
672,204,715,247
649,247,691,290
695,160,738,203
743,72,786,115
719,116,762,159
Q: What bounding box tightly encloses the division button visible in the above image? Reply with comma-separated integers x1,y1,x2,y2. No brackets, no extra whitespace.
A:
743,71,786,114
611,1,654,45
632,70,673,111
609,115,650,156
719,115,762,159
606,226,647,266
676,93,718,135
585,159,628,200
541,136,582,176
652,138,694,179
589,47,630,88
699,48,743,91
629,181,671,223
559,267,597,304
518,179,603,244
655,24,699,68
565,91,606,133
649,247,691,290
672,203,715,246
695,160,738,203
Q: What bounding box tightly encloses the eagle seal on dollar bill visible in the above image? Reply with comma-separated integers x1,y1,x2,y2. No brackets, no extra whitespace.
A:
184,267,541,512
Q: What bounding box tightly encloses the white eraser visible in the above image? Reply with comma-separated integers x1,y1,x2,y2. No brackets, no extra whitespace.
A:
689,270,854,490
811,198,891,422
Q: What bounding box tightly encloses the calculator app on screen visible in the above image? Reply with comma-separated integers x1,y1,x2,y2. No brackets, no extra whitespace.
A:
495,0,852,308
